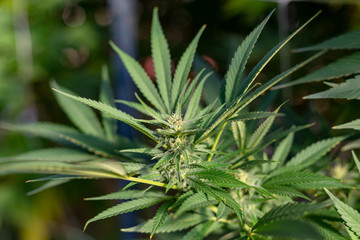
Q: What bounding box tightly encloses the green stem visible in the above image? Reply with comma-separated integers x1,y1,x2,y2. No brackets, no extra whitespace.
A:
207,121,227,162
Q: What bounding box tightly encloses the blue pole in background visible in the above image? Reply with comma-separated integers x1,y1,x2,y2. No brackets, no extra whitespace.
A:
109,0,138,239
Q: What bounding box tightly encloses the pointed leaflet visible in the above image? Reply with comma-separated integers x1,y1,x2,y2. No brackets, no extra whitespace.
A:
352,151,360,174
224,10,273,104
110,41,166,113
175,192,218,217
247,105,282,148
252,202,330,230
27,179,69,196
325,188,360,237
184,73,211,121
181,69,205,108
295,29,360,52
182,221,213,240
188,169,250,188
254,220,322,239
265,185,311,201
187,177,243,222
84,197,167,230
0,160,125,178
85,190,166,201
275,52,360,89
151,8,172,112
194,50,324,145
304,76,360,100
307,218,348,240
0,122,78,142
285,136,345,167
121,213,207,233
239,11,321,97
334,119,360,131
171,25,205,110
342,139,360,151
271,132,293,165
193,55,222,106
52,89,155,140
151,201,173,238
229,111,283,122
100,65,117,140
216,201,233,220
51,81,104,137
269,136,345,177
0,148,96,163
231,120,246,149
263,171,343,190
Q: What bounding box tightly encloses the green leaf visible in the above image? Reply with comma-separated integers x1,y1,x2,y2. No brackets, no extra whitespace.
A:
352,151,360,174
307,218,348,240
254,219,322,239
239,11,321,97
263,132,294,173
151,153,176,172
193,55,222,106
1,122,127,158
175,192,218,217
169,191,194,210
84,197,166,230
305,76,360,100
325,188,360,237
271,132,294,165
224,10,273,104
231,120,246,149
100,65,117,140
0,122,78,142
265,185,311,201
334,119,360,131
184,73,211,121
120,148,162,155
229,111,283,122
295,29,360,52
0,160,122,178
121,213,207,233
286,136,344,167
110,41,166,113
216,201,232,220
27,179,70,196
182,221,213,240
180,69,205,108
252,202,330,230
270,136,345,176
85,190,167,201
188,169,250,188
263,171,343,190
151,8,172,112
275,52,360,89
51,81,105,137
151,200,173,238
342,139,360,151
187,177,243,222
195,50,324,145
52,88,156,140
171,25,205,110
0,148,96,163
247,105,282,148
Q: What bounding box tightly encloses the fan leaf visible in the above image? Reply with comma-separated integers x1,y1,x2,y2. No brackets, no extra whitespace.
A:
151,8,172,112
84,197,167,230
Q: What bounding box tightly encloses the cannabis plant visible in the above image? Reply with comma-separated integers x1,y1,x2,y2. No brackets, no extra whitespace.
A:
276,28,360,239
0,8,356,239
